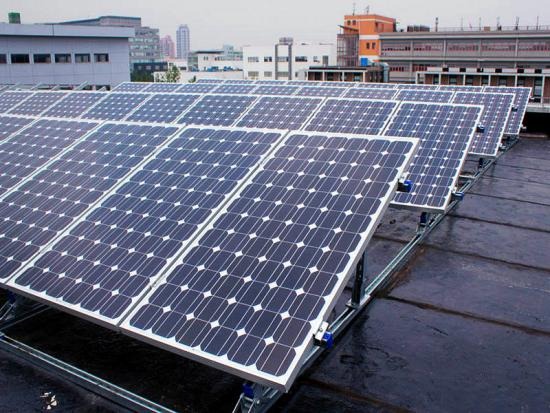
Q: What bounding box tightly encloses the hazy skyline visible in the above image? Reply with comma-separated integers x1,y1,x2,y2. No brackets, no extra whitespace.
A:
2,0,546,49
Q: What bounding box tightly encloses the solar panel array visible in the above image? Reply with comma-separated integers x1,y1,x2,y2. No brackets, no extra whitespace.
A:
43,92,108,119
344,88,397,100
0,116,34,142
178,95,257,127
484,86,531,135
0,91,34,113
395,89,454,103
8,92,68,116
126,94,200,124
82,93,151,121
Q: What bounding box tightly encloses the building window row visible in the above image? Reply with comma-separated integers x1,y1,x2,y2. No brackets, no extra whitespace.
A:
0,53,109,64
518,41,550,52
381,43,411,52
448,42,479,52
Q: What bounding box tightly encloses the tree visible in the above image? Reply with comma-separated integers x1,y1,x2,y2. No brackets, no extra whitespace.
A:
165,65,181,83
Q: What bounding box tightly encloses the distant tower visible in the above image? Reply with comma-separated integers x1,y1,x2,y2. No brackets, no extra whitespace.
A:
176,24,191,59
160,35,176,58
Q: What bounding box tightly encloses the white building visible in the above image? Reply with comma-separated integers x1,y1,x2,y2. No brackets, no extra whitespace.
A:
243,39,336,80
176,25,190,59
0,22,133,88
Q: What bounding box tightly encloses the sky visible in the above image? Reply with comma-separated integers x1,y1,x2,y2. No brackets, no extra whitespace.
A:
1,0,546,49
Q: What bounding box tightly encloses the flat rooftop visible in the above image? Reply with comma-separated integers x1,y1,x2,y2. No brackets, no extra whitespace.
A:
0,22,134,39
0,136,549,411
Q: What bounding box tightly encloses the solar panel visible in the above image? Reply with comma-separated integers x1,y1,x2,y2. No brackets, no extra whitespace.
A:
113,82,150,92
286,81,323,87
396,84,439,90
42,92,108,119
484,86,531,135
355,83,396,89
224,80,255,84
236,96,322,130
9,127,284,323
0,123,177,282
320,82,351,88
177,84,219,94
0,119,99,198
453,92,514,156
122,131,418,391
343,88,397,100
213,84,257,94
7,92,67,116
252,86,299,96
304,99,397,135
384,102,482,212
178,95,257,127
0,115,34,142
196,79,226,84
296,87,345,98
439,85,484,92
126,94,201,123
255,80,287,85
143,83,182,93
396,89,454,103
82,93,150,121
0,91,34,113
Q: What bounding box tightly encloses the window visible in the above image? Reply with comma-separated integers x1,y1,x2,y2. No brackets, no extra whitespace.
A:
313,56,320,63
413,42,444,53
381,43,411,55
498,77,508,86
55,54,71,63
447,42,479,53
263,56,273,62
465,75,474,85
247,56,259,63
481,77,489,85
433,76,440,85
449,75,458,85
247,71,259,79
264,71,272,77
277,56,289,62
295,56,308,62
75,53,90,63
390,65,406,72
518,41,550,53
33,54,51,63
0,54,6,64
371,42,375,49
412,64,428,72
481,42,515,53
517,77,525,86
277,71,289,78
366,43,370,50
11,54,30,64
94,53,109,63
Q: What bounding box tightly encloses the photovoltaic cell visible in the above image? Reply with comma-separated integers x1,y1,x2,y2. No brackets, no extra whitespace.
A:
396,84,439,90
236,96,322,130
178,95,257,127
224,80,255,84
0,91,34,113
384,102,482,211
0,119,99,198
1,123,177,282
123,131,417,391
43,92,108,119
143,83,182,93
82,93,150,121
255,80,286,85
286,81,322,87
113,82,150,92
126,94,200,123
320,82,351,88
8,92,67,116
177,84,219,94
484,86,531,135
252,86,299,96
356,83,397,89
0,116,34,142
453,92,514,156
213,85,257,94
296,87,345,98
305,99,397,135
343,88,397,100
439,85,483,92
395,89,454,103
196,79,225,84
10,127,283,323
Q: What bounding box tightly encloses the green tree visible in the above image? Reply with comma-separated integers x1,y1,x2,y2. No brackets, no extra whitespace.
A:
165,65,181,83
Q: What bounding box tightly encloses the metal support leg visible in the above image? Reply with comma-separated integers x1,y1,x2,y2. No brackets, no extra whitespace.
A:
234,383,280,413
418,212,430,232
351,251,367,307
478,157,485,170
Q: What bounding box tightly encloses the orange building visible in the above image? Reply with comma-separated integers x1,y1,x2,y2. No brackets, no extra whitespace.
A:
339,14,396,65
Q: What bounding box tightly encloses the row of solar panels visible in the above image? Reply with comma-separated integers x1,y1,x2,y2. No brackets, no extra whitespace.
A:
0,116,418,390
0,90,490,212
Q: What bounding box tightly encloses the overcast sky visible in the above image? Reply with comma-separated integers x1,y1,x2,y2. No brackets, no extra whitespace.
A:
2,0,546,49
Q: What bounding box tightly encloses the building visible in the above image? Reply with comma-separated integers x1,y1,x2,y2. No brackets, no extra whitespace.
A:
306,65,386,82
243,38,336,80
160,35,175,59
176,25,190,59
0,21,132,88
187,49,243,72
337,12,550,86
60,16,162,68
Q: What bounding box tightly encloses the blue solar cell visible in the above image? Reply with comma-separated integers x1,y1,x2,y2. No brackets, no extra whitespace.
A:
237,96,322,130
396,89,454,103
484,87,531,135
0,119,99,198
0,91,34,113
43,92,108,119
439,85,484,92
224,80,255,84
143,83,182,93
320,82,351,88
113,82,150,92
177,84,219,93
343,88,397,100
126,94,200,123
82,93,150,121
11,127,283,322
255,80,287,85
178,95,257,127
1,123,177,282
297,87,345,97
196,79,226,84
453,92,514,156
396,84,439,90
213,84,257,94
0,115,34,142
286,81,323,87
355,83,397,89
252,86,299,96
123,132,417,391
305,99,397,135
8,92,68,116
384,102,482,211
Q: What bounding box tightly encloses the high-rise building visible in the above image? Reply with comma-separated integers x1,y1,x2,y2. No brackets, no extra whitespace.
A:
160,35,175,59
176,24,191,59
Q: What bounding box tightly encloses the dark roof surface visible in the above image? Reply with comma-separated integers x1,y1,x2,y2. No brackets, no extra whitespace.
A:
1,137,549,412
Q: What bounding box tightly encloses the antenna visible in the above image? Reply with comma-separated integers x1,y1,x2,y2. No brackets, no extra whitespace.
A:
497,16,501,31
460,17,464,31
478,17,482,30
536,15,540,29
515,16,519,30
366,5,370,14
352,2,356,15
435,17,439,32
